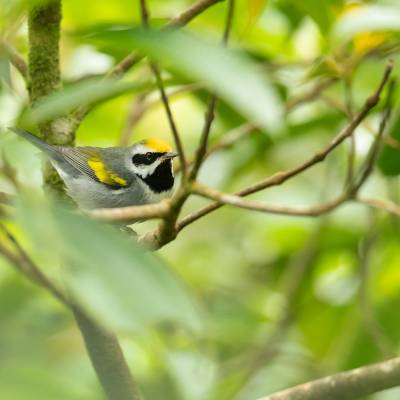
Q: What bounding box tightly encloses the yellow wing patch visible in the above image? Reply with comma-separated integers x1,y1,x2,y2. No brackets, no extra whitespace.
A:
87,158,128,187
143,138,172,153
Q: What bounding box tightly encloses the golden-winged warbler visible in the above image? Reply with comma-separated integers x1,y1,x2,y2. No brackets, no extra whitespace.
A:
9,128,177,210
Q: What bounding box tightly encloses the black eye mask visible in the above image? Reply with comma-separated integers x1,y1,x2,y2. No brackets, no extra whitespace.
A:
132,152,162,165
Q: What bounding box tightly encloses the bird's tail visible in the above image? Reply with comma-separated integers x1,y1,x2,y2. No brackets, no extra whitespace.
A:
8,127,59,157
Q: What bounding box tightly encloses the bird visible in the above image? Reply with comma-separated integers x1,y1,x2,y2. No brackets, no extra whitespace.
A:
8,127,178,210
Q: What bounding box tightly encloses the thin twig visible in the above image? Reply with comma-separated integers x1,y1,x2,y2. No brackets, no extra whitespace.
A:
119,83,203,146
151,64,188,179
175,122,256,173
352,79,395,193
285,78,338,113
168,0,225,28
190,94,217,179
192,181,350,217
358,197,400,217
1,39,28,80
189,0,234,180
140,0,188,180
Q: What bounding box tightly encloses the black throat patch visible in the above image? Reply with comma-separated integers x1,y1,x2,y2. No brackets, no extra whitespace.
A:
138,160,174,193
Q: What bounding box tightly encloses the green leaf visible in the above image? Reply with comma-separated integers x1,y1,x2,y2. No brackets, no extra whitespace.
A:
334,5,400,40
378,108,400,176
15,193,203,333
83,27,283,134
288,0,333,33
23,78,151,124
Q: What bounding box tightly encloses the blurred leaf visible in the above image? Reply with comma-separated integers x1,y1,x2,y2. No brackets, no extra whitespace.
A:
334,5,400,41
15,193,203,334
245,0,269,31
378,108,400,176
0,363,98,400
83,27,283,134
24,78,152,124
288,0,333,33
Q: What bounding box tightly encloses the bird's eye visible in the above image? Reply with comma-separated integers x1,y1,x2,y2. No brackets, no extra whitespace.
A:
145,152,153,161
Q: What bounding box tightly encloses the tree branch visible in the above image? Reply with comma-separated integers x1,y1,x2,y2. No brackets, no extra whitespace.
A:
72,308,141,400
258,357,400,400
177,61,393,231
192,181,350,217
27,0,74,192
358,196,400,217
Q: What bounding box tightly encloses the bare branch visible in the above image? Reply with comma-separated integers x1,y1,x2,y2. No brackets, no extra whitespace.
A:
190,95,217,179
89,199,170,222
178,61,393,231
258,357,400,400
285,77,338,113
352,78,395,193
192,181,349,217
168,0,225,28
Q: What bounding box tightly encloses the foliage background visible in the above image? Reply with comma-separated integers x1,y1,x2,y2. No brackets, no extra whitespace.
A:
1,0,400,399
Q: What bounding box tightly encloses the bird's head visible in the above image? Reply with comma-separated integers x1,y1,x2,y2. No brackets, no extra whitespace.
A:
128,138,177,193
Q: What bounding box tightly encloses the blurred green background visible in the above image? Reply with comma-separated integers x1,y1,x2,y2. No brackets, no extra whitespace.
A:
2,0,400,399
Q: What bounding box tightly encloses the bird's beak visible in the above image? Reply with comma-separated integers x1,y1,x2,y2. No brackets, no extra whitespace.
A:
162,152,178,160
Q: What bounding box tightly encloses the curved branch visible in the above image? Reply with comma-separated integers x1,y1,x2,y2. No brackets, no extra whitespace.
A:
192,182,349,217
258,357,400,400
177,61,393,231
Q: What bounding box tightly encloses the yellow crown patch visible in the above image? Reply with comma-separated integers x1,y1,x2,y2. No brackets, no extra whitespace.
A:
143,138,172,153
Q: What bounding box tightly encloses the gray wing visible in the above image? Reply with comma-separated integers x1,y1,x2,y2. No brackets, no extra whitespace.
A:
59,147,100,182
